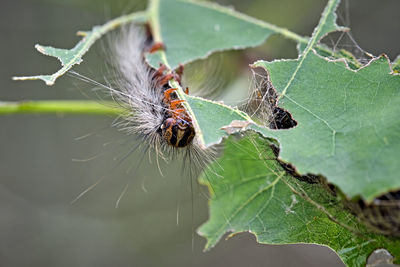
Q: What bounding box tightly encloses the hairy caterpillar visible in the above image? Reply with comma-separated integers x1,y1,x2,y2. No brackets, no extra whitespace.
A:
71,24,214,180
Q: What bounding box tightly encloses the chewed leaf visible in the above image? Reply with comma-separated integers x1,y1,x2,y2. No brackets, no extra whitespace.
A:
246,0,400,201
252,54,400,202
146,0,279,69
198,135,400,267
14,44,86,85
13,12,147,85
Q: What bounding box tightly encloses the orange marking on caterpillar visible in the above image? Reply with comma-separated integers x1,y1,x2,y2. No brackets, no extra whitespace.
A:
163,88,177,102
148,42,165,53
170,100,185,109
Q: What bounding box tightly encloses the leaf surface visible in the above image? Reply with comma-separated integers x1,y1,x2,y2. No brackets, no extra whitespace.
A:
247,0,400,201
253,53,400,201
146,0,278,69
184,95,252,148
198,135,400,267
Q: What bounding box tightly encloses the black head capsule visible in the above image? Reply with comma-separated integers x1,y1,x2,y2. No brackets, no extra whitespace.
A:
160,117,195,148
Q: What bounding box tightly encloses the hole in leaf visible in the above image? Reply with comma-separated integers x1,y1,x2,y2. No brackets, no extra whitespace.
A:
247,67,297,130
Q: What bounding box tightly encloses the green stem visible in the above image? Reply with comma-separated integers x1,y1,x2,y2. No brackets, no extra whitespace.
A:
0,100,124,115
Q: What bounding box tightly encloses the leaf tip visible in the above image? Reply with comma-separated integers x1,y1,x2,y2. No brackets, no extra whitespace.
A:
77,31,89,37
12,75,55,86
338,26,350,32
35,44,46,54
12,75,36,82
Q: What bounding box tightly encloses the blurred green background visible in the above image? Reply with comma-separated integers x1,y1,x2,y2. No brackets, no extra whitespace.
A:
1,0,399,266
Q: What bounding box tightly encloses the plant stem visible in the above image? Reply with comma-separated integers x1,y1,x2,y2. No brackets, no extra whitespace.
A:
0,100,124,115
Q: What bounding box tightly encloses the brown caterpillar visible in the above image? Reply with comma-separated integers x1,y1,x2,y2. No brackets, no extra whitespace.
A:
152,64,195,148
100,23,213,166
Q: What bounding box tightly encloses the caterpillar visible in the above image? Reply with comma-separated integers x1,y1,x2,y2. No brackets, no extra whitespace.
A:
154,64,195,148
67,24,216,205
100,23,212,167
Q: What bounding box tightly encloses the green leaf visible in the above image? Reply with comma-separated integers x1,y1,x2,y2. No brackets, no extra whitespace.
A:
13,12,147,85
145,0,304,69
198,135,400,267
252,54,400,202
247,0,400,201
